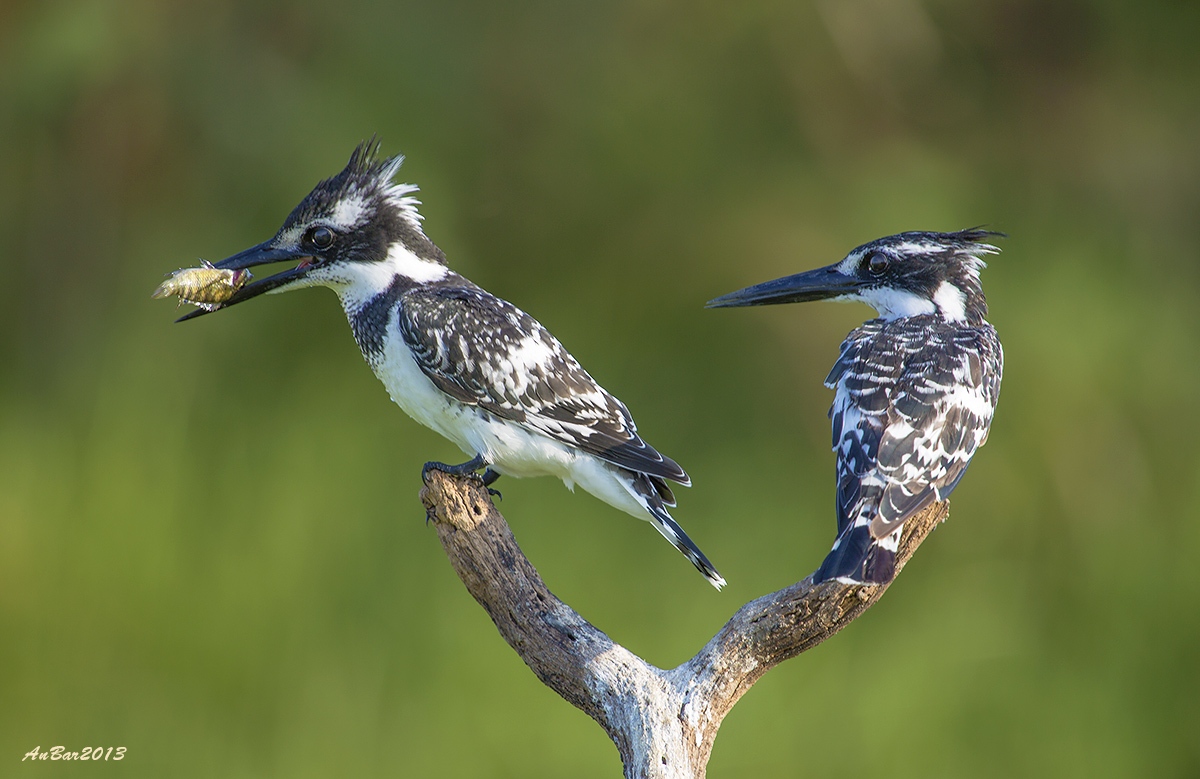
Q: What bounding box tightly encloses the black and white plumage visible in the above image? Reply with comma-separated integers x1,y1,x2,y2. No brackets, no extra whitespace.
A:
179,142,724,589
708,229,1003,585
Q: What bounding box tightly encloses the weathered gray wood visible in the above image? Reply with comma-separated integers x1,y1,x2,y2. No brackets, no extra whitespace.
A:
421,470,949,778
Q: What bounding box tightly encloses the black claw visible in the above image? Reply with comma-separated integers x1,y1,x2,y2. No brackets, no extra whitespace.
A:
479,468,502,499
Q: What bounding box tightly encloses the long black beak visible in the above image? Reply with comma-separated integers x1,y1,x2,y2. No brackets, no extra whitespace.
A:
706,263,862,308
176,240,312,322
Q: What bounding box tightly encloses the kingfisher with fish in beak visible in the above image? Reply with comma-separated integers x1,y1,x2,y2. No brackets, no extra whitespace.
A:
160,141,725,589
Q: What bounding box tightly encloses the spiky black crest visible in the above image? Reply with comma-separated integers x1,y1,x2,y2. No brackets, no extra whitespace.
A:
276,140,446,266
284,140,416,225
347,136,386,176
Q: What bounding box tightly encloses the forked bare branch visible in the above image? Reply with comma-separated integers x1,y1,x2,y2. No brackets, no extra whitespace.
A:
420,470,949,779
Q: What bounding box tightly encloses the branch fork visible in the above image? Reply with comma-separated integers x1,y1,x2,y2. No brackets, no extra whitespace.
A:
421,471,949,779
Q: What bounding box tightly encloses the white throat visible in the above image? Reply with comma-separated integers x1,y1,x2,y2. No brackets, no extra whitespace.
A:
844,280,968,321
850,287,935,320
334,244,448,311
270,242,449,313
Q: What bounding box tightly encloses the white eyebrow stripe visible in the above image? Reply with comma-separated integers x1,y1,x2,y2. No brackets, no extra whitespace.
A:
330,194,370,229
837,248,867,275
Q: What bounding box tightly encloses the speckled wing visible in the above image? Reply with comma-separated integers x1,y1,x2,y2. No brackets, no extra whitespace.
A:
827,317,1003,539
397,284,690,486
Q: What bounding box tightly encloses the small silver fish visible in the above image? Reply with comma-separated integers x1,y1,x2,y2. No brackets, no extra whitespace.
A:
152,261,252,311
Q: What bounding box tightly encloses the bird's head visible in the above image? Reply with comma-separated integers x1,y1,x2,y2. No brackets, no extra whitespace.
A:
707,228,1002,322
179,140,447,321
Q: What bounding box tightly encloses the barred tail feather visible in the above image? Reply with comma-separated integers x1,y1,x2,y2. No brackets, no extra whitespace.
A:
631,475,725,590
647,503,726,590
813,523,901,585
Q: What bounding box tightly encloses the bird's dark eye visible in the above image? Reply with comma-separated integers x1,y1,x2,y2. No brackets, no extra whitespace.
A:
306,226,335,250
867,252,890,275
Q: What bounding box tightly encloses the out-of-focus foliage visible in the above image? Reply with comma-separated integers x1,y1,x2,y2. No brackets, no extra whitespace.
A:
2,0,1198,775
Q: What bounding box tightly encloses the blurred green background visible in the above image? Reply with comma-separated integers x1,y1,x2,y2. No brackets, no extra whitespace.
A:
2,0,1198,776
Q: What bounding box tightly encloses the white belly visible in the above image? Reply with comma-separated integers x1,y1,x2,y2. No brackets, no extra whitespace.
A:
366,329,649,521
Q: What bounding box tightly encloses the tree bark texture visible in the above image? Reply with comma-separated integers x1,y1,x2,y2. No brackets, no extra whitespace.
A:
420,470,950,779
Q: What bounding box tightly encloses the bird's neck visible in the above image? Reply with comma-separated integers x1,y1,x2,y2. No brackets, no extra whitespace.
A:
859,280,986,324
856,287,937,320
328,244,472,362
341,272,413,361
329,242,451,313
